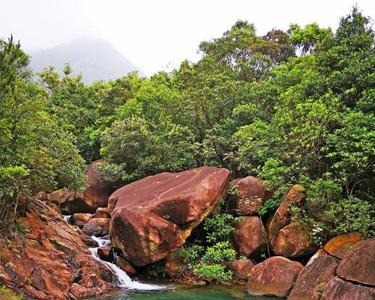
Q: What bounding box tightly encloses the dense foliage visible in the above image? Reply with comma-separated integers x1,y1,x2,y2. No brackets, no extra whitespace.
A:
0,7,373,244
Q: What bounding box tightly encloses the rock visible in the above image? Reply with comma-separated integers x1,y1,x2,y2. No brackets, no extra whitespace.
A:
115,256,137,275
321,277,375,300
81,234,99,247
83,218,110,237
109,167,230,266
230,176,270,215
323,232,363,259
33,191,48,201
288,250,340,300
47,188,91,214
97,246,113,262
94,207,111,219
232,216,267,258
272,222,316,258
247,256,303,297
83,160,122,210
165,251,184,278
73,213,93,228
336,238,375,286
267,185,316,257
0,199,113,299
230,258,255,280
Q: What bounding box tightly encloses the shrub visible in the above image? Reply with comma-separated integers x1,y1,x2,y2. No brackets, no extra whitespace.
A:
194,263,233,282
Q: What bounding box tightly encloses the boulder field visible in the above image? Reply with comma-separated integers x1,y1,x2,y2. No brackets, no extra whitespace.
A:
2,167,374,299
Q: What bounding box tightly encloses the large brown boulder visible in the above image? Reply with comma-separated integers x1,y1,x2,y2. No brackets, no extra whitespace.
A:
230,258,255,280
336,238,375,286
267,185,316,257
323,232,363,259
230,176,270,216
109,167,230,266
272,222,316,258
247,256,303,297
232,216,267,258
0,200,113,299
321,277,375,300
47,188,90,214
83,160,122,211
288,250,339,300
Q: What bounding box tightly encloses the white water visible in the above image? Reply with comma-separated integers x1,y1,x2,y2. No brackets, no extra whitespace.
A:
63,214,71,222
89,235,166,291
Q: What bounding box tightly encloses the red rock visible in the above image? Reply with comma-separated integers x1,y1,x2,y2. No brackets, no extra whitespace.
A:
83,160,121,211
288,250,339,300
230,177,270,215
109,167,230,266
0,200,114,299
83,218,110,237
247,256,303,297
115,256,137,275
73,213,93,228
336,238,375,286
165,251,184,278
97,246,113,262
81,234,99,247
232,216,267,258
323,232,363,259
321,277,375,300
47,188,91,214
267,185,315,257
230,258,255,280
94,207,111,219
272,222,316,258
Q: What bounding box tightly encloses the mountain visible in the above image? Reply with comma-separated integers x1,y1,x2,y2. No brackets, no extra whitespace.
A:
30,37,143,84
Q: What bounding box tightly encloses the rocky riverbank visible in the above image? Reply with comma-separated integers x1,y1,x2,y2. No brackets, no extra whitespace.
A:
0,163,374,299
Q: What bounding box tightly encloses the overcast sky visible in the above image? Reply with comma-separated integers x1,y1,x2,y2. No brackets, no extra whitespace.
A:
1,0,374,75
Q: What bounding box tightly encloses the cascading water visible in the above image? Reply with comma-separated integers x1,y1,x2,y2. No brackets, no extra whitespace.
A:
89,235,166,291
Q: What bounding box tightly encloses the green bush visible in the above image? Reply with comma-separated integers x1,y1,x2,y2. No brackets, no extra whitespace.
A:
194,264,233,282
202,241,236,264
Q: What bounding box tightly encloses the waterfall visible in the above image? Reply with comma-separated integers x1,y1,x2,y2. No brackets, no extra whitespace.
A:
89,235,166,291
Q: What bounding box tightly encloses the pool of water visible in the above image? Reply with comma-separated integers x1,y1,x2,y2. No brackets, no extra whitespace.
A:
97,285,280,300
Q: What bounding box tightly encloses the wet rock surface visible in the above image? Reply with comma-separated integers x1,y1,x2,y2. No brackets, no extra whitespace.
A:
0,200,114,299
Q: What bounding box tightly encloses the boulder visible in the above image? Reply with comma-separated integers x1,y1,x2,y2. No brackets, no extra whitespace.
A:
83,160,122,210
230,176,270,216
97,246,113,262
165,251,184,278
288,250,339,300
109,167,230,266
247,256,303,297
0,199,113,299
47,188,91,214
336,238,375,286
115,256,136,275
232,216,267,258
230,258,255,280
272,222,316,258
268,185,315,257
323,232,363,259
73,213,93,228
83,218,110,237
81,234,99,247
321,277,375,300
94,207,111,219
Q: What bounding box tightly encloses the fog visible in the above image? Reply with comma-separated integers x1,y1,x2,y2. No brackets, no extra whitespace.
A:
1,0,374,75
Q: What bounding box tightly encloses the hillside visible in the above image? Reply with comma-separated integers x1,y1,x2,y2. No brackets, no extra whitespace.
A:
30,36,143,83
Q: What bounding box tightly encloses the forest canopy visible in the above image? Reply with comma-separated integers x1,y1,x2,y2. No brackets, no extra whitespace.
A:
0,7,374,240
